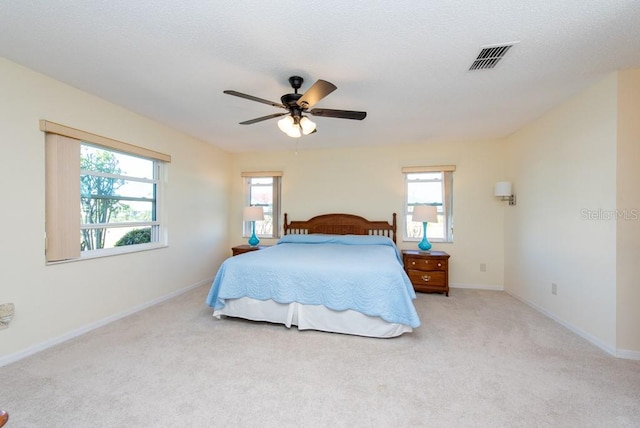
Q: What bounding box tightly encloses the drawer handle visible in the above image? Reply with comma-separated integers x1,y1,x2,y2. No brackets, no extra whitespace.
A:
411,261,416,266
421,275,431,282
437,263,442,267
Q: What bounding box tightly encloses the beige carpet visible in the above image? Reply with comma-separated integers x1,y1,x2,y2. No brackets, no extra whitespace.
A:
1,286,639,427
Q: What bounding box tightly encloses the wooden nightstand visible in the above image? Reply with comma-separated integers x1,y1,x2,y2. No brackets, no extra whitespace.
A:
231,244,271,256
402,250,450,296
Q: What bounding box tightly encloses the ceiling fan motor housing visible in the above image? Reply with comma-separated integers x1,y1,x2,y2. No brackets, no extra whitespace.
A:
288,76,304,91
281,93,304,115
283,76,306,115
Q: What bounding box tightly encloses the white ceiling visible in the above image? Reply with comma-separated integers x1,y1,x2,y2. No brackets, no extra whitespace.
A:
1,1,639,152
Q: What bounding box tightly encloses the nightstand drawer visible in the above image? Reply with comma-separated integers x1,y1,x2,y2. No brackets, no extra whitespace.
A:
406,269,446,286
401,250,450,296
404,257,447,271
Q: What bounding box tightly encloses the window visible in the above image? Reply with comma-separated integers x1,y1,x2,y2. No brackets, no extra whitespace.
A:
242,172,282,239
80,144,160,252
42,120,171,262
403,165,455,242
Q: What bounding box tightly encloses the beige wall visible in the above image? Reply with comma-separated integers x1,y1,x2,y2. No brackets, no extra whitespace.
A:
505,72,631,354
0,57,231,361
230,138,508,289
616,69,640,354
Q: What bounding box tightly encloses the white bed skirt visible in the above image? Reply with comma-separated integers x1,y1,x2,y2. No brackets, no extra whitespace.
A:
213,297,412,338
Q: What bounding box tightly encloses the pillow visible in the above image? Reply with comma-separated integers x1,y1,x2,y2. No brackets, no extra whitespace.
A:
277,234,402,263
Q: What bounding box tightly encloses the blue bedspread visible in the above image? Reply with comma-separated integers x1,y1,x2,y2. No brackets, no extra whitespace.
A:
206,234,420,328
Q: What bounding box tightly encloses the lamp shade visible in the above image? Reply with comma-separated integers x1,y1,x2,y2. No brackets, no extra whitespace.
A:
243,206,264,222
277,116,294,133
299,116,316,135
412,205,438,223
494,181,512,197
286,126,302,138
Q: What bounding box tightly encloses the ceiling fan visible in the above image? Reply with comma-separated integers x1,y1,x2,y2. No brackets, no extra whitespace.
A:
223,76,367,138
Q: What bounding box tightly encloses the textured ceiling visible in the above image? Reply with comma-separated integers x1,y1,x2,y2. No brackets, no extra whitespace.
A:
1,1,639,152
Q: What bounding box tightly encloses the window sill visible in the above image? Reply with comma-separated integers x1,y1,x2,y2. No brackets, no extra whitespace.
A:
402,239,453,244
46,242,168,265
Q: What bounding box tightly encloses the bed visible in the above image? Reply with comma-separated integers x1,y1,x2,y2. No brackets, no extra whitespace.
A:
205,213,420,338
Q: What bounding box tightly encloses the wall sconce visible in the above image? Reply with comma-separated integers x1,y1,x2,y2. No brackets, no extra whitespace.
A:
495,181,516,206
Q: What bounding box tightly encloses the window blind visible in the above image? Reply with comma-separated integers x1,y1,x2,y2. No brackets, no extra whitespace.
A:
401,165,456,173
45,134,81,262
241,171,283,177
40,120,171,163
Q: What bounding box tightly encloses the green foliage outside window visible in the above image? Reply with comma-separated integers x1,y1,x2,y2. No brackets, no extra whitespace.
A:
115,228,151,246
81,149,126,250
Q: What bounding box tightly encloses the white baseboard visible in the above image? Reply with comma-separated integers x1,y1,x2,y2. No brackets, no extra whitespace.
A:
0,278,212,368
616,349,640,360
504,290,640,360
450,282,504,291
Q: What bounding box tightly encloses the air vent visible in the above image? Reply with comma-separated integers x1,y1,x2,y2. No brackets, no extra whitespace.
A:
469,43,515,71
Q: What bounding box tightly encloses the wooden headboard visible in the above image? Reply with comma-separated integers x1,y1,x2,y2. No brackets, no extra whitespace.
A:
283,213,397,244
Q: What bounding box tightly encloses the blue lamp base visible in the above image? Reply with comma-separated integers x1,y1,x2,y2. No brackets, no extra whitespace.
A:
248,221,260,246
417,222,432,252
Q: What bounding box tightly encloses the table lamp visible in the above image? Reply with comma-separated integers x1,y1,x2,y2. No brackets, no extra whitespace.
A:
412,205,438,251
243,206,264,246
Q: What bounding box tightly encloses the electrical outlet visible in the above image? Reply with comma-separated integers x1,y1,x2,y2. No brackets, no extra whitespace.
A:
551,283,557,295
480,263,487,272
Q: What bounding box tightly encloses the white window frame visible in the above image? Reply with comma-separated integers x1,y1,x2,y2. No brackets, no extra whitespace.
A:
403,165,455,243
80,144,165,258
42,120,171,263
241,172,282,239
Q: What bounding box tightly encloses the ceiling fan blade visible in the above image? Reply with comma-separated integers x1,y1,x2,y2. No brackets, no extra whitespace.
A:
309,108,367,120
224,90,287,109
296,80,337,109
239,112,287,125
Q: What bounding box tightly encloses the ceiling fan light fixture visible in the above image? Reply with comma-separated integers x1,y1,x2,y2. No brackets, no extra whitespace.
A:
277,115,295,133
300,116,316,135
286,126,302,138
278,114,310,138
